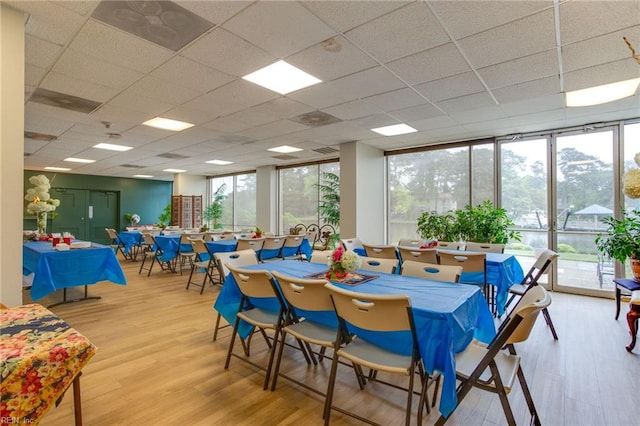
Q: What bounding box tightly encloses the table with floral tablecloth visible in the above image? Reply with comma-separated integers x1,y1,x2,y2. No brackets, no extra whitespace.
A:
0,304,96,425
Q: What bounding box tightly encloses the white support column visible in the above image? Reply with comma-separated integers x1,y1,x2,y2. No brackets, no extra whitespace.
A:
339,141,385,243
1,4,26,306
256,166,277,234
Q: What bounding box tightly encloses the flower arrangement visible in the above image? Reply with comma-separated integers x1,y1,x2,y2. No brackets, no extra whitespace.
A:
623,153,640,199
420,239,439,249
24,174,60,236
326,245,361,279
252,227,263,238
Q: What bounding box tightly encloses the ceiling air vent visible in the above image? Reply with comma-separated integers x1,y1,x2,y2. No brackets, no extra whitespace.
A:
24,131,57,141
30,88,102,114
120,164,145,169
272,155,299,160
290,111,342,127
312,147,339,155
157,153,189,159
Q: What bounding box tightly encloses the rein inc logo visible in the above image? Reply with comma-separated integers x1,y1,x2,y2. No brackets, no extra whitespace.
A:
1,418,34,424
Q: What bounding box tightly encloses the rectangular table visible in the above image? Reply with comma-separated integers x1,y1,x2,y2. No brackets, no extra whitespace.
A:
214,260,495,418
23,241,127,304
0,304,97,425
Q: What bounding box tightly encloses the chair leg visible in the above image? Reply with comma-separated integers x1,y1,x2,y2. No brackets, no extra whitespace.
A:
542,307,558,340
323,347,341,424
270,329,289,391
517,366,541,426
224,317,242,370
490,362,516,426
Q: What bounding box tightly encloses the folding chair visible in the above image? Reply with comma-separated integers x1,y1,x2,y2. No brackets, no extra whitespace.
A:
106,228,132,260
281,235,305,260
309,250,333,264
176,233,201,275
259,236,286,262
465,242,506,253
138,233,170,276
438,250,492,312
397,238,426,248
435,286,551,426
236,237,264,253
185,239,220,294
324,283,434,425
401,260,462,283
341,237,364,253
505,249,559,339
362,243,399,260
437,241,466,250
398,246,438,265
359,257,399,274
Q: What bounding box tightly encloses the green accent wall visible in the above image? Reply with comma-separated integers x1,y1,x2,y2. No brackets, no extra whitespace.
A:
23,171,173,232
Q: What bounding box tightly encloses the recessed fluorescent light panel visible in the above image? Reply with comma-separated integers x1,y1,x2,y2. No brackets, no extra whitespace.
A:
44,167,71,171
163,168,186,173
94,143,133,152
565,78,640,107
143,117,194,131
64,157,95,163
243,60,321,95
206,160,233,165
268,145,303,154
133,175,154,178
371,123,418,136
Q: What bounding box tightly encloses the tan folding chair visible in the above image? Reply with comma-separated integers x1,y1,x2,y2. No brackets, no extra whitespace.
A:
362,243,398,260
359,257,399,274
324,283,433,425
438,250,491,310
260,236,286,262
186,239,220,294
341,237,364,252
176,233,202,275
138,233,169,276
397,238,426,248
282,235,305,260
235,237,264,252
505,249,559,339
224,264,287,390
465,242,505,253
435,286,551,426
398,246,438,265
401,260,462,283
437,241,466,250
213,233,236,241
309,250,332,264
106,228,132,260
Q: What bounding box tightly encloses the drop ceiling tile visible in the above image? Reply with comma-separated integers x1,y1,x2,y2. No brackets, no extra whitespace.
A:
435,92,496,114
493,76,560,104
25,35,64,69
509,108,566,126
451,105,508,125
303,1,411,33
386,43,470,85
346,2,449,63
414,71,486,102
463,117,515,133
203,109,278,133
252,98,316,120
52,49,144,90
458,9,556,68
25,65,47,87
559,0,640,46
363,88,426,112
478,50,559,89
152,56,234,93
323,99,382,121
126,75,201,105
502,94,565,117
69,20,173,73
56,1,100,17
562,26,640,73
563,58,640,91
286,36,377,82
11,0,87,45
240,120,310,140
222,1,336,58
389,103,443,123
181,28,273,77
41,72,118,103
176,0,253,25
162,105,225,126
429,0,552,39
107,91,175,116
90,104,154,130
185,79,279,118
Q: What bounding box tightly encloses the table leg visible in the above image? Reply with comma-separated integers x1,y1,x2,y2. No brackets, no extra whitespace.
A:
615,286,621,320
73,372,83,426
626,304,640,352
47,286,102,308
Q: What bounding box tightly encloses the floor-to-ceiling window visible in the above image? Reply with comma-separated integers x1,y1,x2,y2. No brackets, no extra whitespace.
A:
279,161,339,234
208,173,256,231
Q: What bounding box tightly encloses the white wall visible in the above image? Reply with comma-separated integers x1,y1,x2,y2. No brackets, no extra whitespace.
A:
0,5,25,306
173,173,206,196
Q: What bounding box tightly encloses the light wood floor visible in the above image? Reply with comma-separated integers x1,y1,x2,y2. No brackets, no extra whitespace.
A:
25,256,640,426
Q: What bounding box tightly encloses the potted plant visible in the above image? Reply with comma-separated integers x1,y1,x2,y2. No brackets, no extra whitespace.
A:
455,200,520,244
203,184,227,230
595,209,640,281
416,210,459,241
156,204,171,229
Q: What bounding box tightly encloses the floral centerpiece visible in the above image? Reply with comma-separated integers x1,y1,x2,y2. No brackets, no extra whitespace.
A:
420,239,439,249
252,227,263,238
24,174,60,236
326,245,361,280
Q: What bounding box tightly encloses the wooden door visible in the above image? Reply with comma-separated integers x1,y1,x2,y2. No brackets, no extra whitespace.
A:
49,188,88,239
88,191,119,245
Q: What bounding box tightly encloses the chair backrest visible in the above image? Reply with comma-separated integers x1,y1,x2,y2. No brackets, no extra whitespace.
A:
438,250,486,274
236,238,265,252
190,239,211,258
359,257,399,274
521,249,559,287
180,233,203,243
226,263,276,299
262,236,286,251
283,235,304,249
325,283,412,333
397,238,426,248
398,246,438,264
341,237,364,252
105,228,119,240
213,233,236,241
272,271,333,312
362,243,398,260
437,241,465,250
501,286,552,344
162,229,181,235
309,250,332,264
216,249,259,277
305,230,318,247
141,232,156,246
400,260,462,283
465,242,505,253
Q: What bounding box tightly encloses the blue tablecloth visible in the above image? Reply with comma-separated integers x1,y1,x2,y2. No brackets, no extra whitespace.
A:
153,235,181,263
117,231,142,255
23,241,127,300
260,237,313,261
213,260,495,417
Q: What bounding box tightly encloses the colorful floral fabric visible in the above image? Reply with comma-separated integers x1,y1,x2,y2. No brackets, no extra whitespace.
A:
0,304,96,424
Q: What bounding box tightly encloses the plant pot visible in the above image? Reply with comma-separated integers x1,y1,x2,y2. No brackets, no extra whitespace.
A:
631,258,640,282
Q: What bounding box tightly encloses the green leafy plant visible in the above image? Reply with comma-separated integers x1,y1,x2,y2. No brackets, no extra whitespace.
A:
315,172,340,227
157,204,171,228
203,184,227,229
416,210,458,241
595,209,640,262
455,200,520,244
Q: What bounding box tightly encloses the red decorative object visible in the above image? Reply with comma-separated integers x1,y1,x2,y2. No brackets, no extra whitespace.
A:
420,239,439,249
